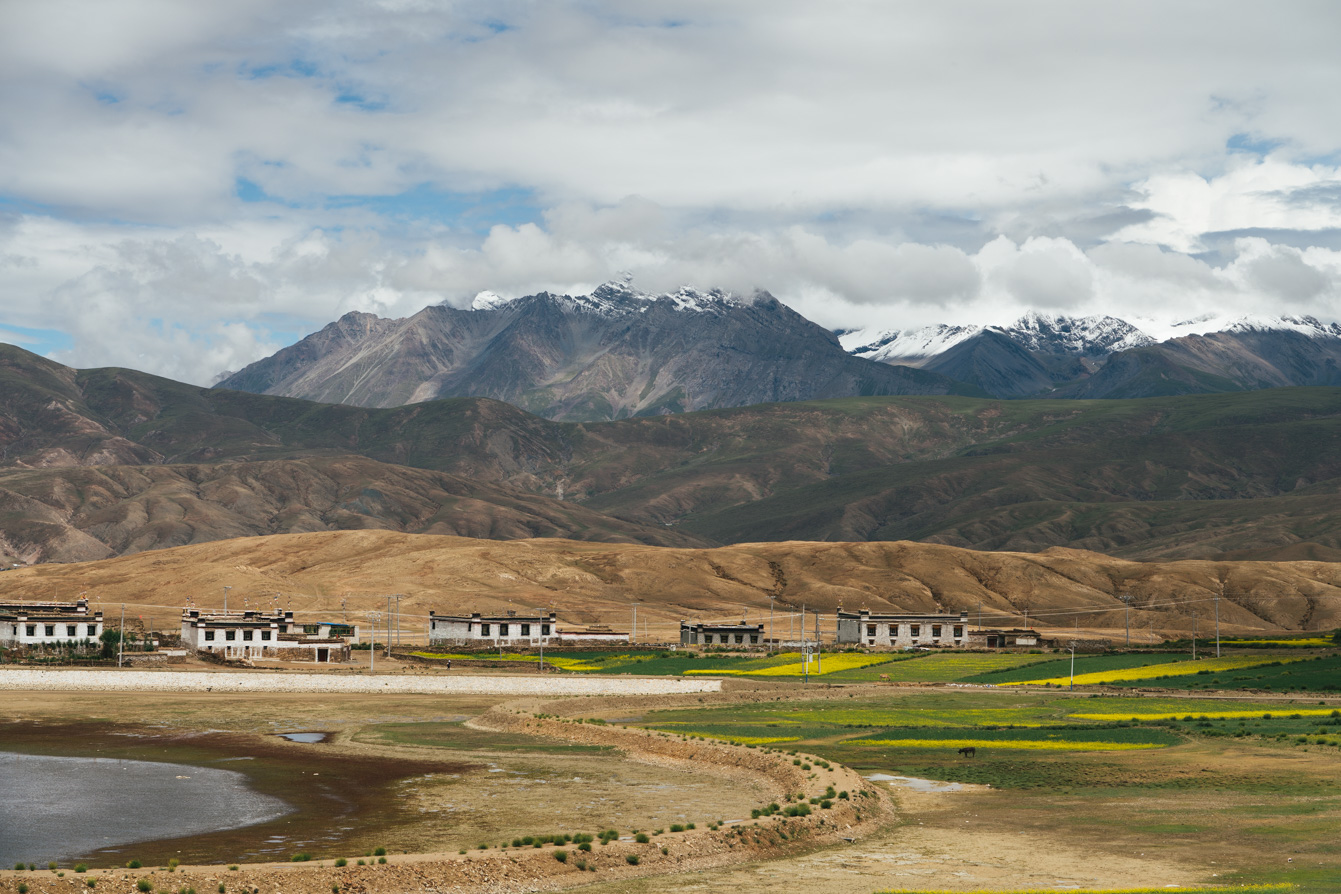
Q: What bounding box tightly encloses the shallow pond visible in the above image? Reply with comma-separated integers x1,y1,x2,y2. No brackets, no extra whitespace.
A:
0,751,290,866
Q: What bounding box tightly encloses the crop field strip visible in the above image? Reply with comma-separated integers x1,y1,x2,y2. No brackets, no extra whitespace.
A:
1002,654,1312,687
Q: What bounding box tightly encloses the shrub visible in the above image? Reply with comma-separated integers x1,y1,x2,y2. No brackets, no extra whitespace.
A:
75,864,88,873
660,846,669,855
477,843,488,850
15,863,25,871
838,791,849,800
49,861,57,870
356,860,366,866
820,799,833,809
86,881,96,889
625,854,640,865
334,858,347,867
372,847,387,857
18,884,29,894
128,861,143,869
218,885,226,894
169,859,180,871
669,824,685,833
686,822,695,830
137,880,153,892
227,866,238,872
553,850,567,863
331,886,339,893
291,853,311,862
377,857,387,865
634,832,650,844
574,859,588,871
577,841,592,852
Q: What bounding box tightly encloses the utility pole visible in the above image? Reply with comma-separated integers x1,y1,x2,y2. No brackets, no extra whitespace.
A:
385,595,392,659
800,604,807,685
1192,611,1198,661
1121,593,1133,647
368,612,378,673
768,594,775,653
1068,639,1077,691
977,600,982,630
1215,594,1221,659
814,611,821,675
223,586,231,614
631,603,638,645
118,604,125,668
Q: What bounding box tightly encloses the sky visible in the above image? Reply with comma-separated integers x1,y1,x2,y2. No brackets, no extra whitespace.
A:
2,1,1341,384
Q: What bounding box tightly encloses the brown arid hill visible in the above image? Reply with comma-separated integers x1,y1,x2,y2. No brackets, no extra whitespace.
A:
5,342,1341,564
4,530,1339,642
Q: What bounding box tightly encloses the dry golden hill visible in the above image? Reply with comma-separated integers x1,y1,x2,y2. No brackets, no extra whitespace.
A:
3,530,1339,642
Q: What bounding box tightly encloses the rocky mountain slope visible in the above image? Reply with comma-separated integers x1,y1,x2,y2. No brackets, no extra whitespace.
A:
5,530,1340,637
3,344,1340,565
216,282,981,420
845,313,1341,399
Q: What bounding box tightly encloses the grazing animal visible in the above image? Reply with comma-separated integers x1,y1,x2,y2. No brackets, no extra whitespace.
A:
957,746,976,758
878,674,890,683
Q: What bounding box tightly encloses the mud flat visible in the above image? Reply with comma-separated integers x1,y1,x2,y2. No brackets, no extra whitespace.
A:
0,668,721,696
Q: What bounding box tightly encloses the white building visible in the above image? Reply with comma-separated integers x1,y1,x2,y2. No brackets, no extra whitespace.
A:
180,609,355,662
836,609,968,649
428,611,557,646
0,598,103,648
556,626,630,644
680,620,764,648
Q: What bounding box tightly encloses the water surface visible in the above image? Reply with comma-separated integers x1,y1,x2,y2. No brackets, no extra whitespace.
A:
0,752,291,865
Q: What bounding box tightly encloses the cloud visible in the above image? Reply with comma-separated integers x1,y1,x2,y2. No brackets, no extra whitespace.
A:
1,3,1341,379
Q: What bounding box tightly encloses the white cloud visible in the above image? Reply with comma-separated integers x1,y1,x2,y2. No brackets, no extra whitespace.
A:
1,2,1341,379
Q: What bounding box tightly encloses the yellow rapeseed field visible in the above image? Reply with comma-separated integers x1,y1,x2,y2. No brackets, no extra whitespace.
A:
685,652,892,676
1003,655,1306,687
844,738,1163,751
1072,707,1341,722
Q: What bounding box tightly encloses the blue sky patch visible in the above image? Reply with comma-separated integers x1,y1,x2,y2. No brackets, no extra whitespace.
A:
325,184,542,231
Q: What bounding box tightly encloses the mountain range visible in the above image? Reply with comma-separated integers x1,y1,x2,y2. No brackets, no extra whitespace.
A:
3,343,1340,567
217,282,981,421
842,312,1341,399
215,282,1341,416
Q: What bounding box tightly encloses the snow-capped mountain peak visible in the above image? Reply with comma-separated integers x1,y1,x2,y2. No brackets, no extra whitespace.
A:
1154,313,1341,340
1005,312,1155,356
470,290,513,311
840,323,983,364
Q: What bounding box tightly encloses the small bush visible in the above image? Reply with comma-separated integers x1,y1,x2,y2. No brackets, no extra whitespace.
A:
686,822,695,830
137,880,153,893
377,857,387,865
625,854,640,865
291,853,311,862
128,860,143,869
75,864,89,873
356,860,366,866
218,885,226,894
331,886,339,894
86,881,96,889
577,841,592,852
15,863,25,871
660,846,669,855
18,884,29,894
820,799,833,809
554,850,567,863
634,832,650,844
48,862,58,870
574,859,588,871
838,790,849,800
477,843,488,850
372,847,387,857
334,858,347,867
169,859,180,870
670,823,685,833
227,866,239,872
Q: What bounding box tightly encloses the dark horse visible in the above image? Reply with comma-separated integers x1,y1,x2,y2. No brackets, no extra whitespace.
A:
957,746,976,758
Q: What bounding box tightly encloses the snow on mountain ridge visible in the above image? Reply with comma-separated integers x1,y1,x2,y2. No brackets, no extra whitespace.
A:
841,323,983,363
470,282,742,316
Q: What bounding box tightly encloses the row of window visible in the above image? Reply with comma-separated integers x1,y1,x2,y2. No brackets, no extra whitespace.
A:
202,629,272,642
699,633,761,644
9,623,99,638
476,623,550,637
865,623,964,638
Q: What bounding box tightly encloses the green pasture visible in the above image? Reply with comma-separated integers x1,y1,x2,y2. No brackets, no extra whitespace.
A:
965,651,1194,684
1107,654,1341,692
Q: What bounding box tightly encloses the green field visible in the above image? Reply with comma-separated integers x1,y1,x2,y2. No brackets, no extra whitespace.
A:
965,651,1194,684
1107,654,1341,692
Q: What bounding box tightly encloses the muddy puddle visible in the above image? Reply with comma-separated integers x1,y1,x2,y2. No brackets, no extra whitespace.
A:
0,752,290,866
0,721,472,867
